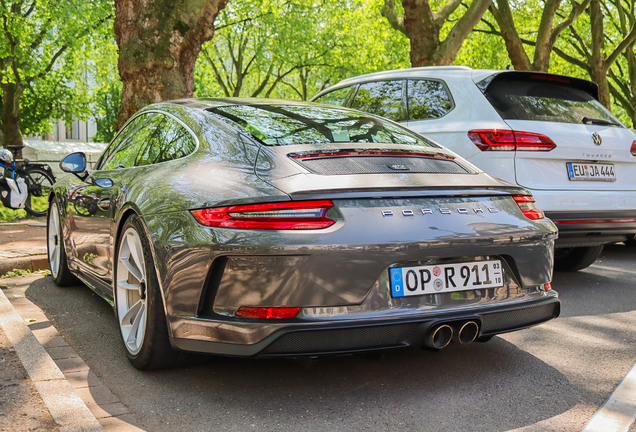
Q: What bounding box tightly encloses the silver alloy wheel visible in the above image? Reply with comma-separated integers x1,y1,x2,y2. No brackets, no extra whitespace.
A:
47,202,61,278
116,227,148,355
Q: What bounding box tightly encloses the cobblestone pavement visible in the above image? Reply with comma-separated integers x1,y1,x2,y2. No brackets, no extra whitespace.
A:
0,326,59,432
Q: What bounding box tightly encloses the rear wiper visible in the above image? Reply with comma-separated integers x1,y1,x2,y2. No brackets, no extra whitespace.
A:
580,116,621,126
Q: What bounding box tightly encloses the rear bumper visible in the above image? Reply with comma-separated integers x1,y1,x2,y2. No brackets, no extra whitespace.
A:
546,210,636,247
170,295,560,357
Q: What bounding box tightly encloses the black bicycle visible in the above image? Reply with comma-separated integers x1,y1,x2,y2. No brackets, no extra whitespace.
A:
0,144,56,217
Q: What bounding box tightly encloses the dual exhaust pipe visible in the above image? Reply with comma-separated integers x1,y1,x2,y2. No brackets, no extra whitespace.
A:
424,321,480,350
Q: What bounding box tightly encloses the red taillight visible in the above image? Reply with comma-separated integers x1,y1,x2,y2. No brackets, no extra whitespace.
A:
468,130,556,151
190,200,335,230
543,282,552,291
513,195,545,220
630,140,636,156
235,307,302,319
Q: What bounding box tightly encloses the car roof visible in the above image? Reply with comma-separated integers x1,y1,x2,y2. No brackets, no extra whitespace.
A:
331,66,493,86
312,67,598,101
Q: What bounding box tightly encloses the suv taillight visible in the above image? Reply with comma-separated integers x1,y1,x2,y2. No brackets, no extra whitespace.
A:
468,130,556,152
630,140,636,156
190,200,335,230
513,195,544,220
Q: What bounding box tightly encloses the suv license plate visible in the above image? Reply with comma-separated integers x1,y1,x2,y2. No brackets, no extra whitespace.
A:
389,260,503,298
567,162,616,182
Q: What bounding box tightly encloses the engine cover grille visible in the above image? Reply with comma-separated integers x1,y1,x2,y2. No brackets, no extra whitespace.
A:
296,156,470,175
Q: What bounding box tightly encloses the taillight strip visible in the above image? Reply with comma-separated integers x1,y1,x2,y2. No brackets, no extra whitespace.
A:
289,151,454,160
468,130,556,152
190,200,336,230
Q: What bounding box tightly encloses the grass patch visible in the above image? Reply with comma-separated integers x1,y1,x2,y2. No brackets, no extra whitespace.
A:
0,203,29,222
0,285,10,289
3,269,31,278
2,269,51,278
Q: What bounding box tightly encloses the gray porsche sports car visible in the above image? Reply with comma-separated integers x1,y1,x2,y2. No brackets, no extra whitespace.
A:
47,98,560,370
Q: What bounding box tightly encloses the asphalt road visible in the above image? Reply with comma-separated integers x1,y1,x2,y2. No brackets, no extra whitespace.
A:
22,244,636,432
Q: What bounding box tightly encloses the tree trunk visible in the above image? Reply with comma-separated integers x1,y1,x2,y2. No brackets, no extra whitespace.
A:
114,0,228,130
488,1,531,70
385,0,492,67
402,0,439,66
629,49,636,127
1,83,25,154
589,0,612,109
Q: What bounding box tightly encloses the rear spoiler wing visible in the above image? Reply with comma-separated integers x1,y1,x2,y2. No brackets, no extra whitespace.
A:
475,71,599,102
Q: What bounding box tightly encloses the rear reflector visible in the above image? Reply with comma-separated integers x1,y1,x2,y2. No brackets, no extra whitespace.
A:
553,218,636,225
191,200,335,230
468,130,556,151
631,140,636,156
513,195,545,220
235,307,302,319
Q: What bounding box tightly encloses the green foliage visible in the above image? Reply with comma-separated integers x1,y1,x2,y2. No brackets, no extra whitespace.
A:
195,0,410,101
453,30,510,70
3,269,31,278
89,39,122,143
0,202,28,221
0,0,113,136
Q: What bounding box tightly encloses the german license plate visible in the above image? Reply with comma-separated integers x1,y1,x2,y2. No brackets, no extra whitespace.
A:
567,162,616,182
389,260,503,298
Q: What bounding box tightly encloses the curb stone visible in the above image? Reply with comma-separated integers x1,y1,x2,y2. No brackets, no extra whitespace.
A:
0,276,146,431
0,254,49,276
0,286,103,431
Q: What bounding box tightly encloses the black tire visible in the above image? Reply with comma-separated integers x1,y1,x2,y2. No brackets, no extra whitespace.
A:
24,167,55,217
47,198,79,286
554,245,604,272
114,214,204,370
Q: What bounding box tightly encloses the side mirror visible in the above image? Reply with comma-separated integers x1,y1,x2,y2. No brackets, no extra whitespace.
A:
60,152,87,174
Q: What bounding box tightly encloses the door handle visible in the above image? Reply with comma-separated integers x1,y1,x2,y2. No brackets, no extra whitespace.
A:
97,199,111,211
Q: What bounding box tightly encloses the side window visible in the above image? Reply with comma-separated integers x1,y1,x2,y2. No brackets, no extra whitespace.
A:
313,86,355,106
101,114,157,170
350,80,406,122
407,80,454,120
135,116,196,166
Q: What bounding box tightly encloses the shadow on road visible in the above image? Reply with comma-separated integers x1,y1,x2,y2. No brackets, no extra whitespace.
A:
21,275,582,432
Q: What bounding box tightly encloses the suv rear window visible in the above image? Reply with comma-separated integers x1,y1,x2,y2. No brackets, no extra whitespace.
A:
207,105,437,147
484,77,623,127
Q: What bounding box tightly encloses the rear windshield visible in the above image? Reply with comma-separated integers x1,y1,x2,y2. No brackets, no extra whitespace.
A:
207,105,438,147
484,79,623,127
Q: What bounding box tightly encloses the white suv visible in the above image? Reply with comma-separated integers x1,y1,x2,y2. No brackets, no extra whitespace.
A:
311,66,636,271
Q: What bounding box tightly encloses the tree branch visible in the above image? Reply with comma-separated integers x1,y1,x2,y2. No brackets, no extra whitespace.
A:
22,0,36,17
605,22,636,72
437,0,492,63
550,0,591,46
381,0,407,36
33,13,113,81
433,0,463,27
201,46,230,97
552,45,591,71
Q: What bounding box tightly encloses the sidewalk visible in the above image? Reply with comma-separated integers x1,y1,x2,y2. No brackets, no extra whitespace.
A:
0,218,49,276
0,218,144,431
